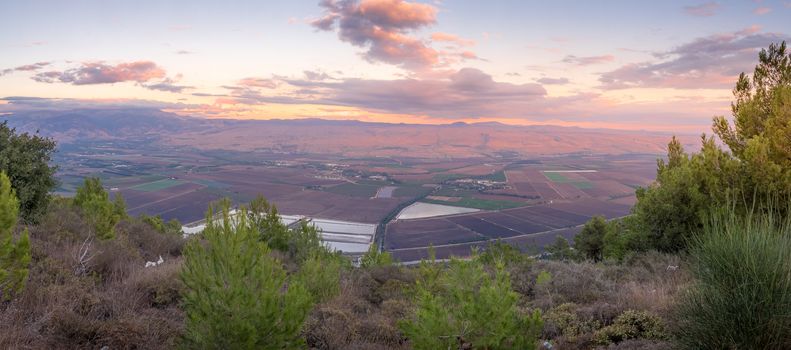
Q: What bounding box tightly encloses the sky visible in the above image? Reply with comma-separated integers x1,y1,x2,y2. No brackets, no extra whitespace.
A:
1,0,790,132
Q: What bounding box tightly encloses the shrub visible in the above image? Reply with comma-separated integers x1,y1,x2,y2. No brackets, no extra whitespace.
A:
544,303,600,340
574,216,607,261
180,201,314,349
294,253,342,303
544,235,577,261
360,243,393,268
73,177,121,240
477,239,530,266
400,258,543,350
119,220,184,260
139,213,182,236
593,310,666,345
674,209,791,349
0,121,58,223
0,172,31,301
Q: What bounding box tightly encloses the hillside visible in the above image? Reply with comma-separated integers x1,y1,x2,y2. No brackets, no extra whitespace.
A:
3,109,699,158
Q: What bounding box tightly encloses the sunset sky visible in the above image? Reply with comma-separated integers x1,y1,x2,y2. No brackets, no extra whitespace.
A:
1,0,790,132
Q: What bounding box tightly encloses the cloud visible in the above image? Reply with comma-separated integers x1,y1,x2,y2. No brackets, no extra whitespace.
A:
143,78,193,93
222,67,553,120
431,32,475,46
312,0,474,71
599,27,789,89
537,77,570,85
14,62,51,71
684,2,721,17
0,96,194,112
32,61,166,85
562,55,615,66
175,50,193,55
303,70,334,81
753,6,771,14
0,62,51,77
238,77,278,88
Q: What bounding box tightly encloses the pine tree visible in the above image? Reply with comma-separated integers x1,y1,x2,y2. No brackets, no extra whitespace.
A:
180,200,314,349
574,216,607,261
112,192,128,220
400,257,543,349
0,172,31,301
74,177,119,239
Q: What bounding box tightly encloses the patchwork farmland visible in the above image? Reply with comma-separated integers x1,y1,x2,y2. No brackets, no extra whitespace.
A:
55,143,658,258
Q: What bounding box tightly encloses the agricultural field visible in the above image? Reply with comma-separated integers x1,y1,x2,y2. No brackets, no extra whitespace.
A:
53,141,659,261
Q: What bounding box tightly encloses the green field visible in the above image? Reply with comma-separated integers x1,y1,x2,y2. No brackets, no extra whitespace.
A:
393,185,433,198
191,179,230,189
324,183,380,197
433,170,506,183
543,172,593,189
422,197,525,210
130,179,184,192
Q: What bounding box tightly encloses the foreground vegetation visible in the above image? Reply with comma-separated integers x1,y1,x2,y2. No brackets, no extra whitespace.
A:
1,42,790,349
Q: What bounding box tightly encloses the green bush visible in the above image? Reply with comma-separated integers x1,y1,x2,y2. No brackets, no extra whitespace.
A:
544,235,577,261
400,258,543,349
139,214,182,235
246,195,329,264
545,303,601,339
593,310,666,345
477,239,530,266
674,209,791,349
0,172,31,301
180,201,314,349
294,252,342,303
360,243,393,268
575,216,607,261
0,121,58,223
73,177,121,239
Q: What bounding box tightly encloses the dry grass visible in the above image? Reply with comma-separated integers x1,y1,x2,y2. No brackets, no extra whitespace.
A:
303,266,415,350
0,204,186,349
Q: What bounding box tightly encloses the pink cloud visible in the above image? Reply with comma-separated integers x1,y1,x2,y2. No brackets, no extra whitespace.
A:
238,77,278,88
753,6,771,14
32,61,166,85
311,0,473,72
357,0,436,28
431,32,475,46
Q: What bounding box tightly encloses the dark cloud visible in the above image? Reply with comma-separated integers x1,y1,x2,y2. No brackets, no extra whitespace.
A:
537,77,570,85
32,61,166,85
562,55,615,66
684,2,721,17
600,28,789,89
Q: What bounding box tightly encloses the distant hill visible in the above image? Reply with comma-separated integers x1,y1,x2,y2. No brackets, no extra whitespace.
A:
1,108,698,157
